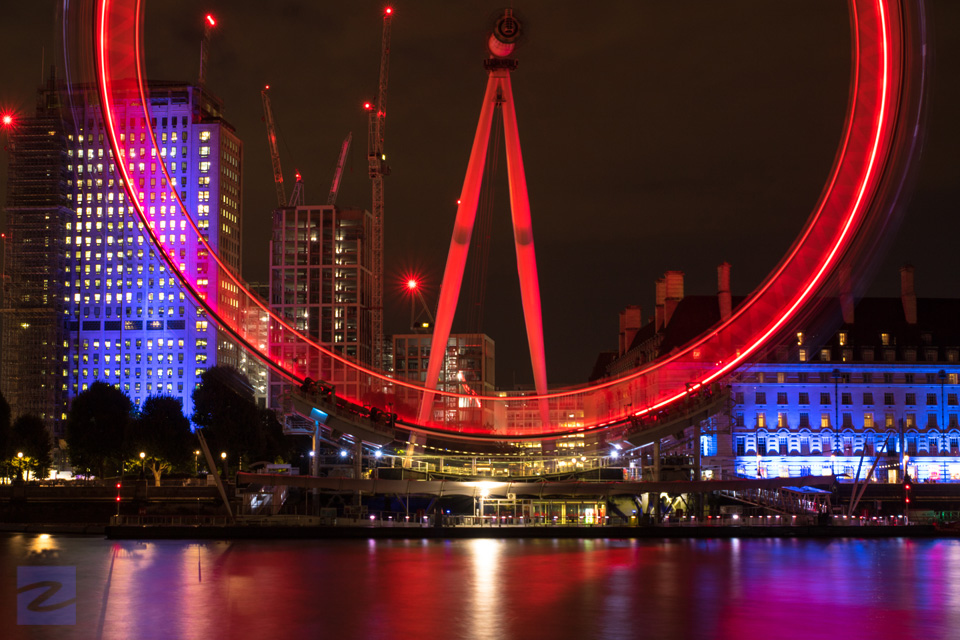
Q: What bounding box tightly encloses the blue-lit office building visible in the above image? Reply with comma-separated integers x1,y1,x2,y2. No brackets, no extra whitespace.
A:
598,265,960,483
1,77,244,436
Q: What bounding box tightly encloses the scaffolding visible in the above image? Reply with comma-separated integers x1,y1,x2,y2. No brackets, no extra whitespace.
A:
1,82,70,440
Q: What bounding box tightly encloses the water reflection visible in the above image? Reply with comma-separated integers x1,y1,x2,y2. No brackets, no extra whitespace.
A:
3,535,960,639
468,539,503,640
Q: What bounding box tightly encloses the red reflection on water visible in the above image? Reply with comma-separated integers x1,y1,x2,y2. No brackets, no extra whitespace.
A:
5,537,960,639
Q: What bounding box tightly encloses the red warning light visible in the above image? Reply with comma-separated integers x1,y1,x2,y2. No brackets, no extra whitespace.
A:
407,278,419,291
264,84,270,90
295,171,302,181
1,113,13,128
205,14,216,27
116,483,121,489
363,101,374,111
385,7,393,15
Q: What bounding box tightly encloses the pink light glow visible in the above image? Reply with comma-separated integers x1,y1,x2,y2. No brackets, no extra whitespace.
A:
1,114,12,127
205,14,216,27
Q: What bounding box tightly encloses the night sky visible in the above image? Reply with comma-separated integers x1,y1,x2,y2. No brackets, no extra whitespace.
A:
2,1,959,387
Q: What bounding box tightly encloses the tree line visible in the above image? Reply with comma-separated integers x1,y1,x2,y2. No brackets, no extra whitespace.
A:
1,366,299,484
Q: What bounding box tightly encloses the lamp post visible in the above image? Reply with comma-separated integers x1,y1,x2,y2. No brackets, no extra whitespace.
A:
220,451,227,479
16,451,23,481
139,451,145,480
194,450,200,476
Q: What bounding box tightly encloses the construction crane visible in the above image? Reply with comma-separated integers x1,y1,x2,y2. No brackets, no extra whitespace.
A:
367,6,393,370
198,14,216,93
327,132,352,206
289,171,304,207
261,85,288,208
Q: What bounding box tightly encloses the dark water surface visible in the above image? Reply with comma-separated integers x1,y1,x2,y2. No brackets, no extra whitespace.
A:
3,534,960,639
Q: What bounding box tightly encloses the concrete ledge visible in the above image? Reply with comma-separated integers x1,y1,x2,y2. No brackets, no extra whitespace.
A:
103,524,942,541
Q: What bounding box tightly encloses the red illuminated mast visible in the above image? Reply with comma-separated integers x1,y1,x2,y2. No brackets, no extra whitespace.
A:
418,10,550,424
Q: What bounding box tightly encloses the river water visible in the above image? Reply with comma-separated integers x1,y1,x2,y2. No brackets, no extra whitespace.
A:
3,534,960,639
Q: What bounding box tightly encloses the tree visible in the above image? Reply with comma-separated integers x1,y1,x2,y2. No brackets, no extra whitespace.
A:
65,381,133,478
10,414,52,480
193,366,281,469
127,395,193,486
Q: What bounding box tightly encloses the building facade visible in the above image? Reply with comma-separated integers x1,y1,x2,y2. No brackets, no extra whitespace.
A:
268,205,373,413
599,266,960,484
391,332,496,428
1,77,245,437
1,74,71,437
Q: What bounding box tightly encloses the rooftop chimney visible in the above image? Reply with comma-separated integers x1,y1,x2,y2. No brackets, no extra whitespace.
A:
717,262,732,321
900,265,917,325
619,306,642,356
663,271,684,328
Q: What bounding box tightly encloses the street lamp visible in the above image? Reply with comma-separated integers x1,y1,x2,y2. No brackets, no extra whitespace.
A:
194,450,200,476
16,451,23,481
220,451,227,479
139,451,145,479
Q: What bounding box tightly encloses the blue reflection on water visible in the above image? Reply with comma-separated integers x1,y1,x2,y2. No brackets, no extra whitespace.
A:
3,534,960,640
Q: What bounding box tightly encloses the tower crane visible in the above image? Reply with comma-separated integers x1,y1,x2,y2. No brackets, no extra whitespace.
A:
261,85,288,208
327,132,352,206
366,7,393,370
198,14,216,93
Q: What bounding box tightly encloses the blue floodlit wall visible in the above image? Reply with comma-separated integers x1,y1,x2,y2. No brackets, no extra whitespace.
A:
60,83,241,424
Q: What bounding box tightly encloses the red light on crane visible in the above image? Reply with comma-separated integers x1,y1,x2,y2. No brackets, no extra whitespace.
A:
1,113,12,127
363,101,373,111
407,278,419,291
205,14,216,27
385,7,393,15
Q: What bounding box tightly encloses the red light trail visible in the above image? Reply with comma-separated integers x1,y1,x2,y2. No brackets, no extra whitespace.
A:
90,0,923,440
